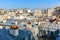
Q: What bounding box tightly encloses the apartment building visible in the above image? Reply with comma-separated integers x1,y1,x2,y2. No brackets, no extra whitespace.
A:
34,9,42,17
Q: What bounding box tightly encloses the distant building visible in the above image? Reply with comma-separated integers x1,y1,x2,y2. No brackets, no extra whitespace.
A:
47,8,55,17
19,10,23,14
34,9,42,17
54,7,60,17
23,8,31,13
0,9,6,15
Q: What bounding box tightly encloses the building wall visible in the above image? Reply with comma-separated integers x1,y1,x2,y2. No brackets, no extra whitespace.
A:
34,10,42,17
48,9,55,17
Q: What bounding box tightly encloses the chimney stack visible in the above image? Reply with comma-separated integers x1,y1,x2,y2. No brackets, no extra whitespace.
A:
10,25,19,36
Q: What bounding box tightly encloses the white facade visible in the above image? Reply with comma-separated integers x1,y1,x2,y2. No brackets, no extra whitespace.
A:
0,26,3,29
32,27,38,37
28,10,31,13
14,16,25,19
6,26,10,29
3,20,6,23
8,16,11,19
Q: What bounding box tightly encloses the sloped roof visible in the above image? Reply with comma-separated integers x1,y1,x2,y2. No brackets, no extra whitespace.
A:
0,28,32,40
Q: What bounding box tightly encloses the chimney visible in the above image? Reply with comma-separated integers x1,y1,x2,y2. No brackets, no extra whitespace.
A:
10,25,19,36
27,22,32,28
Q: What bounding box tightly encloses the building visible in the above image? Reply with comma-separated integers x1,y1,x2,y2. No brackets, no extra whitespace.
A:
23,8,31,13
47,8,55,17
0,28,34,40
34,9,42,17
19,10,23,14
26,21,39,40
0,9,6,15
54,7,60,17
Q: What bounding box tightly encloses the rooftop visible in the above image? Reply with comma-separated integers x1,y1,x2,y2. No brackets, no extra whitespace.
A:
0,28,33,40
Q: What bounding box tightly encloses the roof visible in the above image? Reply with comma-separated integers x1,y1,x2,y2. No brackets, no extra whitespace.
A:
0,28,33,40
19,29,32,38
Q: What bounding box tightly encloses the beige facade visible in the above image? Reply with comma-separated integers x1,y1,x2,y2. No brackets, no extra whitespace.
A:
19,10,23,13
52,15,56,19
0,14,8,20
34,9,42,17
48,9,55,17
0,9,5,13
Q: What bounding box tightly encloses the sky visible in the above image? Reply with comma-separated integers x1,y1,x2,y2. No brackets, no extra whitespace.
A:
0,0,60,9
